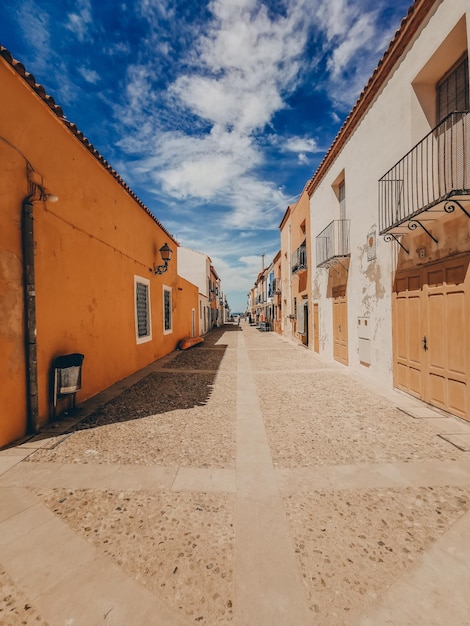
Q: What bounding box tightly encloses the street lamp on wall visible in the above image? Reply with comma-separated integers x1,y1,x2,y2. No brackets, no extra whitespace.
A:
154,243,173,274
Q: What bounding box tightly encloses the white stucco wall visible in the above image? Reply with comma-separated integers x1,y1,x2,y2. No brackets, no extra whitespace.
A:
177,247,211,334
309,0,469,388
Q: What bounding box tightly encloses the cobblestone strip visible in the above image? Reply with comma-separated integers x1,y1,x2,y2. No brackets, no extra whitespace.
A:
233,331,313,626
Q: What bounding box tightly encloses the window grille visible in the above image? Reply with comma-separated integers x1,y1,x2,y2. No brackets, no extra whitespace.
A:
164,287,172,333
134,276,151,343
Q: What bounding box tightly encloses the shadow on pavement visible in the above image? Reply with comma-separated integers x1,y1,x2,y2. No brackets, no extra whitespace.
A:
62,325,238,433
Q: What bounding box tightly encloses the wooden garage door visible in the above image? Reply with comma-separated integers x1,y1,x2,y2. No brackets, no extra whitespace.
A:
393,256,470,419
333,287,348,365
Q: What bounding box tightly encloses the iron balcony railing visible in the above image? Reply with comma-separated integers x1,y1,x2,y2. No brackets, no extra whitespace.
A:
379,111,470,233
316,219,350,267
291,244,307,273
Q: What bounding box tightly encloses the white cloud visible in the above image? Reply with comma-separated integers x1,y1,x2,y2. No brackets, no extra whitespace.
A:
284,136,319,153
78,66,100,84
135,127,261,200
208,255,256,292
171,73,284,133
117,0,314,213
175,0,309,134
107,41,130,56
327,12,376,78
139,0,175,21
17,0,50,59
65,0,93,42
14,0,78,104
315,0,357,41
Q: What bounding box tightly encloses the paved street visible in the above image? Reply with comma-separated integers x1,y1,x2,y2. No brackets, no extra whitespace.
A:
1,323,470,626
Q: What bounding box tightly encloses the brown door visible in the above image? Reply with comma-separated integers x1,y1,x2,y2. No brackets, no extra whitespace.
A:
393,271,424,398
393,256,469,419
424,260,469,418
333,287,348,365
313,303,319,353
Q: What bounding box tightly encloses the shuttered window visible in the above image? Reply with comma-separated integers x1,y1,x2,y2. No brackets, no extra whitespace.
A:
134,276,152,344
163,286,172,333
437,55,469,122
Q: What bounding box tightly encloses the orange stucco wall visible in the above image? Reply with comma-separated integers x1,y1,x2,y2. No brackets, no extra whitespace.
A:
0,57,198,447
0,148,28,445
280,187,312,344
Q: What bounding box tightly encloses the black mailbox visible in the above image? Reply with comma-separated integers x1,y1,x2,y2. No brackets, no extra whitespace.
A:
52,353,84,418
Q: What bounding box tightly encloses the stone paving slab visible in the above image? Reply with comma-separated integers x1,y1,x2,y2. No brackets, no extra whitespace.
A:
277,458,470,492
0,456,28,477
172,467,236,493
439,432,470,451
234,332,312,625
399,405,447,418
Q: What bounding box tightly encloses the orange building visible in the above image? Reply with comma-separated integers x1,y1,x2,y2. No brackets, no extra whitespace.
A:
0,47,199,448
279,184,312,347
209,265,221,328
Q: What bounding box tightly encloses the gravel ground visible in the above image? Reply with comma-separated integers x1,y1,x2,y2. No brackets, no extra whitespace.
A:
256,369,460,467
36,488,235,624
283,485,470,624
0,567,47,626
28,344,237,468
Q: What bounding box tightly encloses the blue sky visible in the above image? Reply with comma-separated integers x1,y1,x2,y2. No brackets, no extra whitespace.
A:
1,0,411,312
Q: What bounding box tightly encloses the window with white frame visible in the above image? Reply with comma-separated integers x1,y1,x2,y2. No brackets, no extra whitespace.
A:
134,276,152,344
163,286,172,334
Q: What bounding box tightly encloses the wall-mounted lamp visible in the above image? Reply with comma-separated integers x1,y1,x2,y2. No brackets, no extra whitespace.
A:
154,243,173,274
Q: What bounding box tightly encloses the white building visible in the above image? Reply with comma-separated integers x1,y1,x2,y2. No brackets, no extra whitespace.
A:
177,247,212,335
308,0,470,419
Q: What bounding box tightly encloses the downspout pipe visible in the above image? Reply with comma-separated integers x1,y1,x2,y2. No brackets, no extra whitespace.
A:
22,195,39,434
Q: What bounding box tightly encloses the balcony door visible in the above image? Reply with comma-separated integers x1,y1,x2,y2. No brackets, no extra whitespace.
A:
436,55,469,194
393,255,470,420
332,286,348,365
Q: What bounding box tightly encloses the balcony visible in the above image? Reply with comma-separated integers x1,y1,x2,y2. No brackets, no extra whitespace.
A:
291,243,307,274
316,219,350,268
272,278,281,295
379,111,470,244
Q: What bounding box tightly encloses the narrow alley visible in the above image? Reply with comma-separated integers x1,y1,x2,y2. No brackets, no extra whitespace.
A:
1,324,470,626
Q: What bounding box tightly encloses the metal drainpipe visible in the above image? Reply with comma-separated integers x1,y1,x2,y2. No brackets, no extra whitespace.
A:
22,195,39,434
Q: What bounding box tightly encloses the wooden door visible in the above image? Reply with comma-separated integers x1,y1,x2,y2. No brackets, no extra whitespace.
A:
333,287,348,365
313,303,319,353
392,256,469,419
392,271,423,398
424,259,469,418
